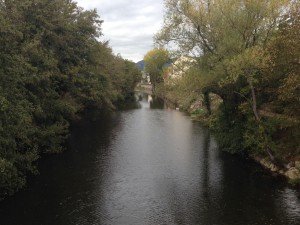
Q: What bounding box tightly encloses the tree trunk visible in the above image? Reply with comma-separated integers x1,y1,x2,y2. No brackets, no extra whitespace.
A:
249,79,260,121
249,79,275,161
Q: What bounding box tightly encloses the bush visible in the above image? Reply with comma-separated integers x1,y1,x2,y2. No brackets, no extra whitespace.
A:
211,103,247,154
0,159,26,198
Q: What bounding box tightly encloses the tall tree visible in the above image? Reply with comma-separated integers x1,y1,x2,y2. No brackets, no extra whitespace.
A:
0,0,141,199
264,1,300,117
144,48,169,89
155,0,295,157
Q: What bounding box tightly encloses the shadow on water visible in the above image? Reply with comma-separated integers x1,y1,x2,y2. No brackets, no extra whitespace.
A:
149,97,165,109
0,109,123,225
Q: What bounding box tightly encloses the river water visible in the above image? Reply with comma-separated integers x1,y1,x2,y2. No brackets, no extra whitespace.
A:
0,93,300,225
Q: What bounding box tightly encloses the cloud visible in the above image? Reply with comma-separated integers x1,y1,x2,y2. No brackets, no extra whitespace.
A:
75,0,164,62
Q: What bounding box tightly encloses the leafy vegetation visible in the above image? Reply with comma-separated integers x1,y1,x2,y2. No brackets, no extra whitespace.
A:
0,0,140,199
154,0,300,161
144,48,170,89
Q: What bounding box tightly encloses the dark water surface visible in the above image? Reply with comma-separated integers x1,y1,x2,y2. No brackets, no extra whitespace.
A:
1,93,300,225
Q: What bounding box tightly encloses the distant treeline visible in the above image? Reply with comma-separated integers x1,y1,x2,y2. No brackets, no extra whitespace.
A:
0,0,141,198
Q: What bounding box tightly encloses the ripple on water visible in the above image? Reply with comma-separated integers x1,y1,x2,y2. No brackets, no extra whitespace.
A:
0,95,299,225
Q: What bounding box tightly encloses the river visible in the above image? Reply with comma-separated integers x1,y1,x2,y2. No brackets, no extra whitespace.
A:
0,93,299,225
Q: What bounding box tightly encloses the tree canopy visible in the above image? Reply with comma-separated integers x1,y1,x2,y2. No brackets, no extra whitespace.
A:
0,0,141,198
144,48,170,88
155,0,300,158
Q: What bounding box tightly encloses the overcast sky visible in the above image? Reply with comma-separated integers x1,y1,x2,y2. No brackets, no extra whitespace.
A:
75,0,164,62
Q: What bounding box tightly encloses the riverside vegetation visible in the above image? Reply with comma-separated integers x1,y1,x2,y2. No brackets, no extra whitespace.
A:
0,0,141,199
144,0,300,182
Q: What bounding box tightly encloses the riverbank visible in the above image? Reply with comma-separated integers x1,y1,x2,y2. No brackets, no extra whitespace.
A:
200,118,300,185
155,88,300,186
194,111,300,185
253,156,300,185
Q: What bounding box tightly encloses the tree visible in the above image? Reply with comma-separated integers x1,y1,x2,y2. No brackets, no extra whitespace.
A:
144,48,169,89
0,0,140,199
264,1,300,118
156,0,289,89
155,0,294,157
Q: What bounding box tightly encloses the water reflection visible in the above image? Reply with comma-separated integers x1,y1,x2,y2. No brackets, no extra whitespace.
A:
148,94,153,103
0,93,299,225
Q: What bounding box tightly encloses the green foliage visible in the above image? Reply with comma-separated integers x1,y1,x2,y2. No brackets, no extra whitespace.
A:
211,103,246,154
157,0,299,160
203,92,211,115
263,1,300,118
241,105,278,155
144,48,169,88
191,109,202,115
0,0,140,199
288,178,300,187
110,57,141,102
190,108,209,123
0,158,26,198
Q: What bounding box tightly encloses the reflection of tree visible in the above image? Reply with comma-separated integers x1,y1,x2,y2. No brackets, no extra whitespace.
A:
70,111,123,225
148,95,153,103
199,128,215,224
0,110,122,225
137,93,143,101
149,96,165,109
201,129,211,200
136,92,165,109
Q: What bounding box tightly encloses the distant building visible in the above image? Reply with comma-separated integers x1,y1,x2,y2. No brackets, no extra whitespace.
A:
141,71,150,83
164,56,196,84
